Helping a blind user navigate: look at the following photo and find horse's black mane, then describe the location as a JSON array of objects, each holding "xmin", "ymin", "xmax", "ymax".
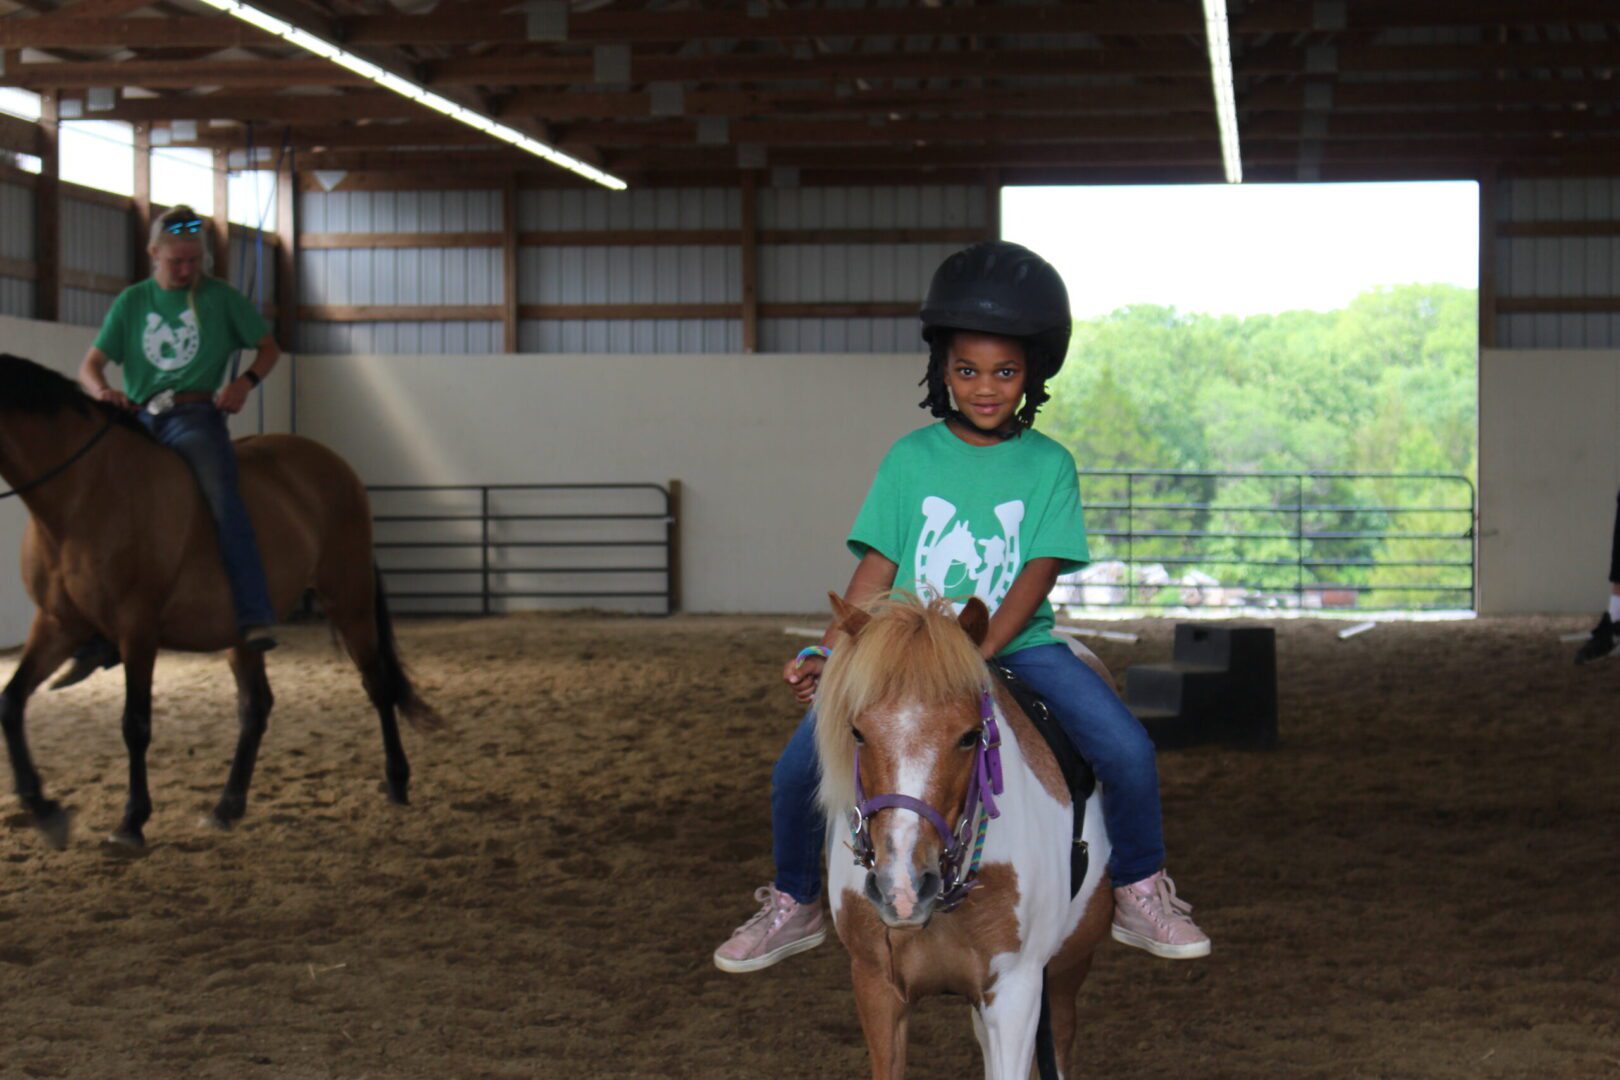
[{"xmin": 0, "ymin": 353, "xmax": 152, "ymax": 438}]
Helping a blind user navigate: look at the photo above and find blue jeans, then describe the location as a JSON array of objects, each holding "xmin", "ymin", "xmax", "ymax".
[
  {"xmin": 139, "ymin": 403, "xmax": 276, "ymax": 629},
  {"xmin": 770, "ymin": 641, "xmax": 1165, "ymax": 902}
]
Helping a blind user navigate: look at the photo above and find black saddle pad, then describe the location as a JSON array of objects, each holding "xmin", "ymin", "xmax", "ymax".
[{"xmin": 990, "ymin": 663, "xmax": 1097, "ymax": 803}]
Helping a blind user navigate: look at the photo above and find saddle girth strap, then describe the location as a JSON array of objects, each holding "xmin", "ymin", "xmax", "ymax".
[{"xmin": 990, "ymin": 663, "xmax": 1092, "ymax": 899}]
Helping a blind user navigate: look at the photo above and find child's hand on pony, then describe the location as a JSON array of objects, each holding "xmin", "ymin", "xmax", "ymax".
[{"xmin": 783, "ymin": 654, "xmax": 825, "ymax": 705}]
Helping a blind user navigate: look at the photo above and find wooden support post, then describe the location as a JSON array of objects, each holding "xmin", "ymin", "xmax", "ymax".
[
  {"xmin": 132, "ymin": 123, "xmax": 152, "ymax": 282},
  {"xmin": 35, "ymin": 90, "xmax": 59, "ymax": 322},
  {"xmin": 212, "ymin": 148, "xmax": 230, "ymax": 283},
  {"xmin": 985, "ymin": 167, "xmax": 1001, "ymax": 240},
  {"xmin": 1477, "ymin": 166, "xmax": 1497, "ymax": 350},
  {"xmin": 502, "ymin": 173, "xmax": 519, "ymax": 353},
  {"xmin": 740, "ymin": 171, "xmax": 759, "ymax": 353},
  {"xmin": 274, "ymin": 151, "xmax": 298, "ymax": 349}
]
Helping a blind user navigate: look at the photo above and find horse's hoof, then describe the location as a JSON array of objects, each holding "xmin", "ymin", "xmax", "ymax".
[
  {"xmin": 202, "ymin": 811, "xmax": 234, "ymax": 832},
  {"xmin": 388, "ymin": 789, "xmax": 410, "ymax": 807},
  {"xmin": 34, "ymin": 804, "xmax": 73, "ymax": 850},
  {"xmin": 104, "ymin": 828, "xmax": 145, "ymax": 853}
]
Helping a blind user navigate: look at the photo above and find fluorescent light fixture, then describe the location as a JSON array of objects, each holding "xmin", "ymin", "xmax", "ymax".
[
  {"xmin": 193, "ymin": 0, "xmax": 626, "ymax": 189},
  {"xmin": 1200, "ymin": 0, "xmax": 1242, "ymax": 183}
]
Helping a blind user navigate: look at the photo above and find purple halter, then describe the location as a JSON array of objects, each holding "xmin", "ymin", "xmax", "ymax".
[{"xmin": 847, "ymin": 689, "xmax": 1005, "ymax": 911}]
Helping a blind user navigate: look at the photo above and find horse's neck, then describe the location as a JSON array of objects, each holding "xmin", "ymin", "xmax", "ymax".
[{"xmin": 0, "ymin": 412, "xmax": 169, "ymax": 539}]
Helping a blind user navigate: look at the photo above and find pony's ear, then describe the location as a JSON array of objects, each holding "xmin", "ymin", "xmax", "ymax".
[
  {"xmin": 828, "ymin": 592, "xmax": 872, "ymax": 639},
  {"xmin": 957, "ymin": 597, "xmax": 990, "ymax": 647}
]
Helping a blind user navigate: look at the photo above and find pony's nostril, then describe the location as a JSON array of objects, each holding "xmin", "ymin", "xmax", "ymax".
[
  {"xmin": 864, "ymin": 870, "xmax": 884, "ymax": 907},
  {"xmin": 917, "ymin": 871, "xmax": 942, "ymax": 905}
]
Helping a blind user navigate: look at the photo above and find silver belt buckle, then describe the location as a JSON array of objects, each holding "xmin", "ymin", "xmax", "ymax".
[{"xmin": 145, "ymin": 388, "xmax": 176, "ymax": 416}]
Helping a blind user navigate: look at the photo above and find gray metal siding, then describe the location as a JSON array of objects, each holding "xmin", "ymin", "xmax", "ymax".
[
  {"xmin": 520, "ymin": 186, "xmax": 738, "ymax": 231},
  {"xmin": 61, "ymin": 197, "xmax": 129, "ymax": 279},
  {"xmin": 297, "ymin": 183, "xmax": 981, "ymax": 354},
  {"xmin": 0, "ymin": 182, "xmax": 34, "ymax": 262},
  {"xmin": 0, "ymin": 276, "xmax": 33, "ymax": 317},
  {"xmin": 522, "ymin": 245, "xmax": 739, "ymax": 304},
  {"xmin": 518, "ymin": 318, "xmax": 741, "ymax": 353},
  {"xmin": 300, "ymin": 320, "xmax": 502, "ymax": 355},
  {"xmin": 299, "ymin": 188, "xmax": 503, "ymax": 354},
  {"xmin": 759, "ymin": 185, "xmax": 986, "ymax": 230},
  {"xmin": 224, "ymin": 224, "xmax": 279, "ymax": 308},
  {"xmin": 300, "ymin": 189, "xmax": 502, "ymax": 233},
  {"xmin": 1495, "ymin": 177, "xmax": 1620, "ymax": 349},
  {"xmin": 299, "ymin": 246, "xmax": 502, "ymax": 307},
  {"xmin": 60, "ymin": 287, "xmax": 115, "ymax": 327}
]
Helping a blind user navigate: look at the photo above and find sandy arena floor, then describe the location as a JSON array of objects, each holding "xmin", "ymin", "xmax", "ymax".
[{"xmin": 0, "ymin": 613, "xmax": 1616, "ymax": 1079}]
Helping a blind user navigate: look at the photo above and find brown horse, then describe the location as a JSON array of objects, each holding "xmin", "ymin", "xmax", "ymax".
[
  {"xmin": 0, "ymin": 353, "xmax": 439, "ymax": 850},
  {"xmin": 815, "ymin": 594, "xmax": 1113, "ymax": 1079}
]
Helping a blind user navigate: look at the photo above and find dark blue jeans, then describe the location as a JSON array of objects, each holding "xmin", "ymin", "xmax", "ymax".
[
  {"xmin": 770, "ymin": 641, "xmax": 1165, "ymax": 903},
  {"xmin": 139, "ymin": 403, "xmax": 276, "ymax": 629}
]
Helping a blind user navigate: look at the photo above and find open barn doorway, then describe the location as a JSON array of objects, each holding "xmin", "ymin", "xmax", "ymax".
[{"xmin": 1003, "ymin": 182, "xmax": 1479, "ymax": 616}]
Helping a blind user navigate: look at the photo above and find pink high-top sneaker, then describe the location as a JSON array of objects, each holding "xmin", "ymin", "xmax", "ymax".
[
  {"xmin": 713, "ymin": 885, "xmax": 828, "ymax": 974},
  {"xmin": 1112, "ymin": 870, "xmax": 1212, "ymax": 959}
]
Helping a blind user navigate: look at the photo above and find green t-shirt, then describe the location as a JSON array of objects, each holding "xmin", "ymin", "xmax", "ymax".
[
  {"xmin": 92, "ymin": 277, "xmax": 269, "ymax": 404},
  {"xmin": 848, "ymin": 422, "xmax": 1091, "ymax": 657}
]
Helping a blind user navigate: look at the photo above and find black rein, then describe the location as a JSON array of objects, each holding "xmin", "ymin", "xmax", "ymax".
[{"xmin": 0, "ymin": 418, "xmax": 116, "ymax": 501}]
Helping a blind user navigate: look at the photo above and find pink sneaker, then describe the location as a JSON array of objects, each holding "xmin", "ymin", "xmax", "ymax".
[
  {"xmin": 1112, "ymin": 870, "xmax": 1211, "ymax": 960},
  {"xmin": 713, "ymin": 885, "xmax": 828, "ymax": 974}
]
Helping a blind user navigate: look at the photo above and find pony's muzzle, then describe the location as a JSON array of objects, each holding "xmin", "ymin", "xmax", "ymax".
[{"xmin": 865, "ymin": 866, "xmax": 943, "ymax": 928}]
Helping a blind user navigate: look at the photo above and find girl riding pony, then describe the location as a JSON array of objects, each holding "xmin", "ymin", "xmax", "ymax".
[{"xmin": 714, "ymin": 240, "xmax": 1211, "ymax": 973}]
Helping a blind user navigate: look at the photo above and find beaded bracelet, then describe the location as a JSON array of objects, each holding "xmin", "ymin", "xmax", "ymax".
[{"xmin": 794, "ymin": 645, "xmax": 832, "ymax": 667}]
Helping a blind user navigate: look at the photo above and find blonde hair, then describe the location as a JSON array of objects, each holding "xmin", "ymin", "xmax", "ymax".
[
  {"xmin": 813, "ymin": 595, "xmax": 989, "ymax": 816},
  {"xmin": 148, "ymin": 204, "xmax": 210, "ymax": 327}
]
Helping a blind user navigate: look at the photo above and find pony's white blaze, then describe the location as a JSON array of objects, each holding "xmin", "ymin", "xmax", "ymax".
[{"xmin": 877, "ymin": 716, "xmax": 935, "ymax": 920}]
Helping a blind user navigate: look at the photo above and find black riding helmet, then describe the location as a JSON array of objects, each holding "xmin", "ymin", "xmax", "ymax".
[{"xmin": 917, "ymin": 240, "xmax": 1072, "ymax": 434}]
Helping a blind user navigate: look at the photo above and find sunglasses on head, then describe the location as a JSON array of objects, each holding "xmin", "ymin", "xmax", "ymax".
[{"xmin": 163, "ymin": 217, "xmax": 203, "ymax": 235}]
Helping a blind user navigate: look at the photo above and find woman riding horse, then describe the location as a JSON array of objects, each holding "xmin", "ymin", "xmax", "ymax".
[{"xmin": 76, "ymin": 204, "xmax": 282, "ymax": 656}]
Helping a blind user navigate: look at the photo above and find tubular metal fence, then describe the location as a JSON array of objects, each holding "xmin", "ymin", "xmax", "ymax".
[
  {"xmin": 367, "ymin": 482, "xmax": 679, "ymax": 615},
  {"xmin": 1062, "ymin": 470, "xmax": 1476, "ymax": 612}
]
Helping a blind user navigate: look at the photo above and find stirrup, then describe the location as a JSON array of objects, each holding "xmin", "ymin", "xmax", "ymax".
[{"xmin": 49, "ymin": 638, "xmax": 122, "ymax": 691}]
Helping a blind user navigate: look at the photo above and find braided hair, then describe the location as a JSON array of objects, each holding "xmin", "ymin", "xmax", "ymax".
[{"xmin": 917, "ymin": 328, "xmax": 1058, "ymax": 436}]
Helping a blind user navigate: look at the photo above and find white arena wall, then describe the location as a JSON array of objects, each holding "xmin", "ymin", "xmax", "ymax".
[
  {"xmin": 288, "ymin": 352, "xmax": 923, "ymax": 615},
  {"xmin": 0, "ymin": 315, "xmax": 98, "ymax": 649},
  {"xmin": 7, "ymin": 325, "xmax": 1618, "ymax": 646},
  {"xmin": 1478, "ymin": 348, "xmax": 1620, "ymax": 615}
]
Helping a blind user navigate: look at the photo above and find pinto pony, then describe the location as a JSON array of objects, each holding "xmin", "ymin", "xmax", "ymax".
[
  {"xmin": 0, "ymin": 354, "xmax": 439, "ymax": 850},
  {"xmin": 816, "ymin": 594, "xmax": 1112, "ymax": 1080}
]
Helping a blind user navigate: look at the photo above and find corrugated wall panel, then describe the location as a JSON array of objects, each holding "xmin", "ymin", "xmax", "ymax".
[
  {"xmin": 522, "ymin": 245, "xmax": 740, "ymax": 304},
  {"xmin": 0, "ymin": 277, "xmax": 34, "ymax": 317},
  {"xmin": 62, "ymin": 198, "xmax": 129, "ymax": 279},
  {"xmin": 760, "ymin": 184, "xmax": 985, "ymax": 229},
  {"xmin": 0, "ymin": 183, "xmax": 35, "ymax": 262},
  {"xmin": 296, "ymin": 183, "xmax": 976, "ymax": 354},
  {"xmin": 759, "ymin": 243, "xmax": 959, "ymax": 303},
  {"xmin": 521, "ymin": 187, "xmax": 739, "ymax": 230},
  {"xmin": 224, "ymin": 225, "xmax": 279, "ymax": 310},
  {"xmin": 1496, "ymin": 176, "xmax": 1620, "ymax": 349},
  {"xmin": 299, "ymin": 189, "xmax": 502, "ymax": 233},
  {"xmin": 760, "ymin": 317, "xmax": 914, "ymax": 353},
  {"xmin": 300, "ymin": 247, "xmax": 501, "ymax": 306},
  {"xmin": 518, "ymin": 318, "xmax": 741, "ymax": 353},
  {"xmin": 300, "ymin": 320, "xmax": 502, "ymax": 355},
  {"xmin": 60, "ymin": 287, "xmax": 115, "ymax": 328}
]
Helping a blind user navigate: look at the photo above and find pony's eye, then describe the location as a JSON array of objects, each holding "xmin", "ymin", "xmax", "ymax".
[
  {"xmin": 958, "ymin": 729, "xmax": 980, "ymax": 749},
  {"xmin": 852, "ymin": 727, "xmax": 865, "ymax": 746}
]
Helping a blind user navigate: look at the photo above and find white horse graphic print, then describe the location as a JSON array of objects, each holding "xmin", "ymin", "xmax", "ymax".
[
  {"xmin": 142, "ymin": 309, "xmax": 201, "ymax": 372},
  {"xmin": 914, "ymin": 495, "xmax": 1024, "ymax": 612}
]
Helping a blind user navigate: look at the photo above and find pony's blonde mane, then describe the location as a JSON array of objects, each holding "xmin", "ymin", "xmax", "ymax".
[{"xmin": 814, "ymin": 595, "xmax": 989, "ymax": 817}]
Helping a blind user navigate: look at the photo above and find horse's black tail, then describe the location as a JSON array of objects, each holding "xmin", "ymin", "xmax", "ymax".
[
  {"xmin": 1035, "ymin": 970, "xmax": 1060, "ymax": 1080},
  {"xmin": 372, "ymin": 564, "xmax": 444, "ymax": 732}
]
